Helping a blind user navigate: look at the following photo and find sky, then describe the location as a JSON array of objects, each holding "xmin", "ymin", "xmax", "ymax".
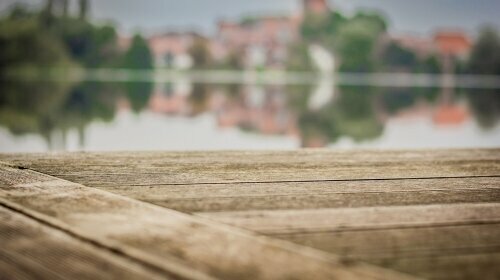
[{"xmin": 1, "ymin": 0, "xmax": 500, "ymax": 37}]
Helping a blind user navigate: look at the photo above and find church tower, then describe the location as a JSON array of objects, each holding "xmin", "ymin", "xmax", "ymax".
[{"xmin": 303, "ymin": 0, "xmax": 330, "ymax": 14}]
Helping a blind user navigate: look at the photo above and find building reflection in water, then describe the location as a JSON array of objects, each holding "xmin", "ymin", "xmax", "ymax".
[{"xmin": 0, "ymin": 77, "xmax": 499, "ymax": 151}]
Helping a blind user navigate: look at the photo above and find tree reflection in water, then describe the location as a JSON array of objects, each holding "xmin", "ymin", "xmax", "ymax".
[{"xmin": 0, "ymin": 79, "xmax": 499, "ymax": 149}]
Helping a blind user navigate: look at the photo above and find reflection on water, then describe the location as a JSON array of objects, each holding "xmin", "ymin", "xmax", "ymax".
[{"xmin": 1, "ymin": 77, "xmax": 500, "ymax": 152}]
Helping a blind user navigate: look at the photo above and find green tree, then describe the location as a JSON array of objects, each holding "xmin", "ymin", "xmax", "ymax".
[
  {"xmin": 299, "ymin": 10, "xmax": 387, "ymax": 73},
  {"xmin": 1, "ymin": 1, "xmax": 123, "ymax": 70},
  {"xmin": 122, "ymin": 34, "xmax": 153, "ymax": 69},
  {"xmin": 419, "ymin": 55, "xmax": 441, "ymax": 74},
  {"xmin": 468, "ymin": 26, "xmax": 500, "ymax": 75},
  {"xmin": 0, "ymin": 15, "xmax": 71, "ymax": 71},
  {"xmin": 329, "ymin": 12, "xmax": 387, "ymax": 72},
  {"xmin": 123, "ymin": 82, "xmax": 153, "ymax": 113},
  {"xmin": 335, "ymin": 17, "xmax": 384, "ymax": 72},
  {"xmin": 51, "ymin": 17, "xmax": 120, "ymax": 67},
  {"xmin": 301, "ymin": 11, "xmax": 346, "ymax": 44},
  {"xmin": 79, "ymin": 0, "xmax": 89, "ymax": 20},
  {"xmin": 379, "ymin": 41, "xmax": 418, "ymax": 71},
  {"xmin": 465, "ymin": 89, "xmax": 500, "ymax": 129}
]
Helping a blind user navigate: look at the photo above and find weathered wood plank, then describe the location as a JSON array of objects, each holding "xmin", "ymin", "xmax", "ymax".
[
  {"xmin": 276, "ymin": 224, "xmax": 500, "ymax": 279},
  {"xmin": 1, "ymin": 149, "xmax": 498, "ymax": 279},
  {"xmin": 0, "ymin": 206, "xmax": 167, "ymax": 280},
  {"xmin": 0, "ymin": 163, "xmax": 414, "ymax": 280},
  {"xmin": 199, "ymin": 204, "xmax": 500, "ymax": 279},
  {"xmin": 279, "ymin": 224, "xmax": 500, "ymax": 259},
  {"xmin": 95, "ymin": 177, "xmax": 500, "ymax": 212},
  {"xmin": 375, "ymin": 252, "xmax": 500, "ymax": 280},
  {"xmin": 197, "ymin": 203, "xmax": 500, "ymax": 234},
  {"xmin": 1, "ymin": 149, "xmax": 499, "ymax": 185}
]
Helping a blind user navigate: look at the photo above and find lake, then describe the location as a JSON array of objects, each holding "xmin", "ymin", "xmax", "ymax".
[{"xmin": 1, "ymin": 72, "xmax": 500, "ymax": 152}]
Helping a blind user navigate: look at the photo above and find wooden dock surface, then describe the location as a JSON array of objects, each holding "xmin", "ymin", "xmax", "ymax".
[{"xmin": 0, "ymin": 149, "xmax": 499, "ymax": 279}]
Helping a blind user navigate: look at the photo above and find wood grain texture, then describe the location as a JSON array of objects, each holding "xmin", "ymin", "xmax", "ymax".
[
  {"xmin": 0, "ymin": 163, "xmax": 413, "ymax": 280},
  {"xmin": 97, "ymin": 177, "xmax": 500, "ymax": 212},
  {"xmin": 197, "ymin": 203, "xmax": 500, "ymax": 234},
  {"xmin": 273, "ymin": 224, "xmax": 500, "ymax": 280},
  {"xmin": 0, "ymin": 206, "xmax": 168, "ymax": 280},
  {"xmin": 199, "ymin": 203, "xmax": 500, "ymax": 279},
  {"xmin": 1, "ymin": 149, "xmax": 499, "ymax": 279},
  {"xmin": 1, "ymin": 149, "xmax": 499, "ymax": 185}
]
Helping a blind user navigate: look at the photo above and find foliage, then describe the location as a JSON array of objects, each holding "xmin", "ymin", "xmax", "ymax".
[
  {"xmin": 300, "ymin": 10, "xmax": 387, "ymax": 72},
  {"xmin": 79, "ymin": 0, "xmax": 89, "ymax": 19},
  {"xmin": 0, "ymin": 2, "xmax": 153, "ymax": 71},
  {"xmin": 418, "ymin": 55, "xmax": 441, "ymax": 74},
  {"xmin": 48, "ymin": 18, "xmax": 121, "ymax": 67},
  {"xmin": 300, "ymin": 11, "xmax": 346, "ymax": 44},
  {"xmin": 467, "ymin": 26, "xmax": 500, "ymax": 75},
  {"xmin": 378, "ymin": 42, "xmax": 418, "ymax": 71},
  {"xmin": 0, "ymin": 79, "xmax": 154, "ymax": 143},
  {"xmin": 465, "ymin": 89, "xmax": 500, "ymax": 129},
  {"xmin": 123, "ymin": 82, "xmax": 154, "ymax": 112},
  {"xmin": 122, "ymin": 34, "xmax": 153, "ymax": 69},
  {"xmin": 335, "ymin": 13, "xmax": 386, "ymax": 72},
  {"xmin": 298, "ymin": 86, "xmax": 383, "ymax": 146},
  {"xmin": 378, "ymin": 41, "xmax": 442, "ymax": 73},
  {"xmin": 0, "ymin": 14, "xmax": 72, "ymax": 70}
]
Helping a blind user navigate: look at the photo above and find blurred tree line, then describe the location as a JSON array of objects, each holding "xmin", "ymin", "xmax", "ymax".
[
  {"xmin": 298, "ymin": 9, "xmax": 440, "ymax": 73},
  {"xmin": 297, "ymin": 8, "xmax": 500, "ymax": 75},
  {"xmin": 0, "ymin": 79, "xmax": 153, "ymax": 147},
  {"xmin": 0, "ymin": 0, "xmax": 153, "ymax": 74},
  {"xmin": 0, "ymin": 0, "xmax": 154, "ymax": 146}
]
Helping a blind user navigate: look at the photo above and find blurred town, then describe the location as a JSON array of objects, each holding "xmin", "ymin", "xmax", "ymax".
[
  {"xmin": 3, "ymin": 0, "xmax": 496, "ymax": 73},
  {"xmin": 144, "ymin": 0, "xmax": 472, "ymax": 74},
  {"xmin": 1, "ymin": 0, "xmax": 500, "ymax": 150}
]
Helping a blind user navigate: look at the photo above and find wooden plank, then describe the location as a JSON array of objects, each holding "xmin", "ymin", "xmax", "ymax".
[
  {"xmin": 375, "ymin": 252, "xmax": 500, "ymax": 280},
  {"xmin": 197, "ymin": 203, "xmax": 500, "ymax": 234},
  {"xmin": 199, "ymin": 204, "xmax": 500, "ymax": 279},
  {"xmin": 95, "ymin": 177, "xmax": 500, "ymax": 212},
  {"xmin": 0, "ymin": 206, "xmax": 167, "ymax": 280},
  {"xmin": 0, "ymin": 163, "xmax": 414, "ymax": 280},
  {"xmin": 279, "ymin": 224, "xmax": 500, "ymax": 260},
  {"xmin": 1, "ymin": 149, "xmax": 499, "ymax": 185}
]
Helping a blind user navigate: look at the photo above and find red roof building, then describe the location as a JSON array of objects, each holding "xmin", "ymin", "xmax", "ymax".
[
  {"xmin": 433, "ymin": 104, "xmax": 470, "ymax": 126},
  {"xmin": 433, "ymin": 31, "xmax": 472, "ymax": 58}
]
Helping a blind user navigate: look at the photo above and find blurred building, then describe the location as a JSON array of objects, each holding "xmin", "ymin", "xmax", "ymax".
[
  {"xmin": 148, "ymin": 82, "xmax": 192, "ymax": 115},
  {"xmin": 433, "ymin": 31, "xmax": 472, "ymax": 73},
  {"xmin": 392, "ymin": 35, "xmax": 436, "ymax": 58},
  {"xmin": 303, "ymin": 0, "xmax": 330, "ymax": 14},
  {"xmin": 392, "ymin": 31, "xmax": 471, "ymax": 58},
  {"xmin": 433, "ymin": 31, "xmax": 472, "ymax": 59},
  {"xmin": 148, "ymin": 32, "xmax": 205, "ymax": 69},
  {"xmin": 213, "ymin": 0, "xmax": 330, "ymax": 68},
  {"xmin": 215, "ymin": 15, "xmax": 302, "ymax": 68},
  {"xmin": 390, "ymin": 30, "xmax": 472, "ymax": 74},
  {"xmin": 433, "ymin": 104, "xmax": 469, "ymax": 126},
  {"xmin": 147, "ymin": 0, "xmax": 331, "ymax": 70}
]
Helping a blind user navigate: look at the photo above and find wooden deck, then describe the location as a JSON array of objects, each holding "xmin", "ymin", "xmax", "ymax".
[{"xmin": 0, "ymin": 149, "xmax": 499, "ymax": 279}]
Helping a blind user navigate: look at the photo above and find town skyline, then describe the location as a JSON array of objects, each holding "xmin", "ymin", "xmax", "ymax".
[{"xmin": 1, "ymin": 0, "xmax": 500, "ymax": 37}]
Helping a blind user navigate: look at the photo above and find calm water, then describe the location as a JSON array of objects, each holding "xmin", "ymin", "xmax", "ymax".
[{"xmin": 1, "ymin": 78, "xmax": 500, "ymax": 152}]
